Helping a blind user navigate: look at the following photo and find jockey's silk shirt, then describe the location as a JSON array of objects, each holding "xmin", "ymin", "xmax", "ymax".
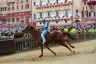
[{"xmin": 42, "ymin": 22, "xmax": 49, "ymax": 31}]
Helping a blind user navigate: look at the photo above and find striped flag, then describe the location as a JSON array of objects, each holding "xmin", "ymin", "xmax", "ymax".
[{"xmin": 72, "ymin": 21, "xmax": 77, "ymax": 27}]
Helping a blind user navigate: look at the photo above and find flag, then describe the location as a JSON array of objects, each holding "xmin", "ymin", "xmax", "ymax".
[{"xmin": 72, "ymin": 21, "xmax": 77, "ymax": 27}]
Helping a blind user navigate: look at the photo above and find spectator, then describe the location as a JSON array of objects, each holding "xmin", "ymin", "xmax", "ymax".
[
  {"xmin": 70, "ymin": 27, "xmax": 77, "ymax": 34},
  {"xmin": 63, "ymin": 27, "xmax": 69, "ymax": 33}
]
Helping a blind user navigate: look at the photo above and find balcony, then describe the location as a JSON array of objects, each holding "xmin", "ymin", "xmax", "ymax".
[
  {"xmin": 0, "ymin": 13, "xmax": 31, "ymax": 19},
  {"xmin": 87, "ymin": 0, "xmax": 96, "ymax": 5},
  {"xmin": 34, "ymin": 1, "xmax": 72, "ymax": 12},
  {"xmin": 81, "ymin": 17, "xmax": 96, "ymax": 21},
  {"xmin": 33, "ymin": 15, "xmax": 80, "ymax": 22}
]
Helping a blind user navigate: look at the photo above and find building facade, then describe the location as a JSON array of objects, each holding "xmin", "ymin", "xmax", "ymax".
[
  {"xmin": 81, "ymin": 0, "xmax": 96, "ymax": 21},
  {"xmin": 0, "ymin": 0, "xmax": 32, "ymax": 27},
  {"xmin": 0, "ymin": 0, "xmax": 95, "ymax": 28},
  {"xmin": 32, "ymin": 0, "xmax": 82, "ymax": 28}
]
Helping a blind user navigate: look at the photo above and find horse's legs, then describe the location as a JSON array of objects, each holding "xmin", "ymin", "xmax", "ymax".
[
  {"xmin": 65, "ymin": 39, "xmax": 75, "ymax": 48},
  {"xmin": 59, "ymin": 41, "xmax": 75, "ymax": 53},
  {"xmin": 45, "ymin": 44, "xmax": 56, "ymax": 56},
  {"xmin": 39, "ymin": 45, "xmax": 43, "ymax": 58}
]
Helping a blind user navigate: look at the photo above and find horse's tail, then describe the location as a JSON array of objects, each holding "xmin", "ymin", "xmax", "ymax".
[{"xmin": 63, "ymin": 32, "xmax": 76, "ymax": 40}]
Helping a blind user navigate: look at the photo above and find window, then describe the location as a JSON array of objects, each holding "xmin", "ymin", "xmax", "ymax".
[
  {"xmin": 21, "ymin": 1, "xmax": 23, "ymax": 3},
  {"xmin": 76, "ymin": 10, "xmax": 78, "ymax": 13},
  {"xmin": 1, "ymin": 7, "xmax": 3, "ymax": 11},
  {"xmin": 0, "ymin": 8, "xmax": 2, "ymax": 11},
  {"xmin": 33, "ymin": 14, "xmax": 36, "ymax": 19},
  {"xmin": 26, "ymin": 0, "xmax": 28, "ymax": 2},
  {"xmin": 7, "ymin": 3, "xmax": 10, "ymax": 6},
  {"xmin": 94, "ymin": 12, "xmax": 95, "ymax": 16},
  {"xmin": 48, "ymin": 11, "xmax": 50, "ymax": 17},
  {"xmin": 4, "ymin": 7, "xmax": 6, "ymax": 11},
  {"xmin": 56, "ymin": 0, "xmax": 59, "ymax": 4},
  {"xmin": 12, "ymin": 18, "xmax": 15, "ymax": 22},
  {"xmin": 81, "ymin": 11, "xmax": 84, "ymax": 17},
  {"xmin": 83, "ymin": 7, "xmax": 84, "ymax": 10},
  {"xmin": 65, "ymin": 19, "xmax": 68, "ymax": 23},
  {"xmin": 3, "ymin": 7, "xmax": 4, "ymax": 11},
  {"xmin": 84, "ymin": 2, "xmax": 86, "ymax": 5},
  {"xmin": 89, "ymin": 12, "xmax": 91, "ymax": 17},
  {"xmin": 48, "ymin": 0, "xmax": 50, "ymax": 3},
  {"xmin": 16, "ymin": 18, "xmax": 19, "ymax": 22},
  {"xmin": 12, "ymin": 7, "xmax": 15, "ymax": 10},
  {"xmin": 21, "ymin": 16, "xmax": 24, "ymax": 19},
  {"xmin": 17, "ymin": 6, "xmax": 19, "ymax": 10},
  {"xmin": 2, "ymin": 7, "xmax": 7, "ymax": 11},
  {"xmin": 65, "ymin": 0, "xmax": 67, "ymax": 3},
  {"xmin": 40, "ymin": 1, "xmax": 42, "ymax": 6},
  {"xmin": 86, "ymin": 11, "xmax": 88, "ymax": 17},
  {"xmin": 25, "ymin": 4, "xmax": 29, "ymax": 9},
  {"xmin": 8, "ymin": 7, "xmax": 10, "ymax": 11},
  {"xmin": 56, "ymin": 11, "xmax": 59, "ymax": 16},
  {"xmin": 21, "ymin": 5, "xmax": 23, "ymax": 9},
  {"xmin": 40, "ymin": 12, "xmax": 42, "ymax": 18},
  {"xmin": 86, "ymin": 7, "xmax": 87, "ymax": 10},
  {"xmin": 26, "ymin": 16, "xmax": 29, "ymax": 23},
  {"xmin": 75, "ymin": 10, "xmax": 79, "ymax": 16},
  {"xmin": 7, "ymin": 19, "xmax": 10, "ymax": 22},
  {"xmin": 33, "ymin": 2, "xmax": 36, "ymax": 6},
  {"xmin": 65, "ymin": 10, "xmax": 68, "ymax": 17}
]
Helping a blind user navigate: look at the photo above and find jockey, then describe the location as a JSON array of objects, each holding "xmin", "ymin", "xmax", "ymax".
[{"xmin": 41, "ymin": 19, "xmax": 49, "ymax": 46}]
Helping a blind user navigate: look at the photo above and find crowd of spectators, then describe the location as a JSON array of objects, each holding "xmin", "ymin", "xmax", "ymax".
[
  {"xmin": 62, "ymin": 23, "xmax": 96, "ymax": 34},
  {"xmin": 50, "ymin": 23, "xmax": 96, "ymax": 34},
  {"xmin": 0, "ymin": 22, "xmax": 96, "ymax": 38}
]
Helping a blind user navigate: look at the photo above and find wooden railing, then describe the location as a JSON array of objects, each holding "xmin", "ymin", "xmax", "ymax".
[{"xmin": 0, "ymin": 32, "xmax": 96, "ymax": 55}]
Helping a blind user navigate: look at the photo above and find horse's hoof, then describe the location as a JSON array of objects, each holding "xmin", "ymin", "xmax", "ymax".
[
  {"xmin": 39, "ymin": 55, "xmax": 43, "ymax": 58},
  {"xmin": 71, "ymin": 46, "xmax": 75, "ymax": 48}
]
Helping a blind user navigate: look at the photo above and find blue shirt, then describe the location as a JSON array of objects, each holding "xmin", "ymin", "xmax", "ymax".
[{"xmin": 43, "ymin": 22, "xmax": 49, "ymax": 31}]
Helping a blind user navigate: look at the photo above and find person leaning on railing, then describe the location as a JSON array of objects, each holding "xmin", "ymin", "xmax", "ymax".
[
  {"xmin": 63, "ymin": 27, "xmax": 69, "ymax": 33},
  {"xmin": 70, "ymin": 27, "xmax": 77, "ymax": 34},
  {"xmin": 95, "ymin": 28, "xmax": 96, "ymax": 32},
  {"xmin": 88, "ymin": 28, "xmax": 95, "ymax": 33}
]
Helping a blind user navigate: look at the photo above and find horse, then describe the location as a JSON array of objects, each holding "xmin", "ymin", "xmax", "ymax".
[{"xmin": 24, "ymin": 25, "xmax": 76, "ymax": 57}]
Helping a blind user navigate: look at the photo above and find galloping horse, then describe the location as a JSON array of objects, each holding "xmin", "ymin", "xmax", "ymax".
[{"xmin": 23, "ymin": 25, "xmax": 76, "ymax": 57}]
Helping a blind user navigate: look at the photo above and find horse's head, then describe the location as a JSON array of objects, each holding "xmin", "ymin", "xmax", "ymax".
[
  {"xmin": 29, "ymin": 25, "xmax": 35, "ymax": 31},
  {"xmin": 28, "ymin": 23, "xmax": 40, "ymax": 33},
  {"xmin": 22, "ymin": 22, "xmax": 36, "ymax": 32}
]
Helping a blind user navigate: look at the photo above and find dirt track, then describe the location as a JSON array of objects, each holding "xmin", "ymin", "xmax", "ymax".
[{"xmin": 0, "ymin": 40, "xmax": 96, "ymax": 64}]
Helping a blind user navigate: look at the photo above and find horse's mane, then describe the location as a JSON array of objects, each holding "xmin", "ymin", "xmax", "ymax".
[
  {"xmin": 33, "ymin": 29, "xmax": 41, "ymax": 36},
  {"xmin": 26, "ymin": 26, "xmax": 41, "ymax": 40},
  {"xmin": 22, "ymin": 25, "xmax": 30, "ymax": 33}
]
